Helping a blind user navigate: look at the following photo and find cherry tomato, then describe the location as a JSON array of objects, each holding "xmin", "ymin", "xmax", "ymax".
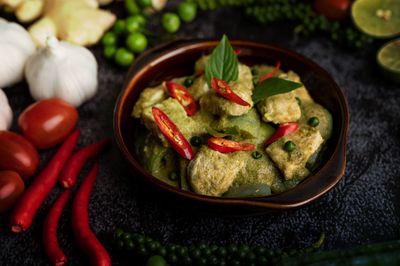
[
  {"xmin": 18, "ymin": 99, "xmax": 78, "ymax": 150},
  {"xmin": 0, "ymin": 131, "xmax": 39, "ymax": 179},
  {"xmin": 314, "ymin": 0, "xmax": 351, "ymax": 21},
  {"xmin": 0, "ymin": 171, "xmax": 24, "ymax": 213}
]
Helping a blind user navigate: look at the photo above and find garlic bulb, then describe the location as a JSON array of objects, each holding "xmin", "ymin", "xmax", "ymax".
[
  {"xmin": 0, "ymin": 18, "xmax": 36, "ymax": 88},
  {"xmin": 25, "ymin": 37, "xmax": 98, "ymax": 107},
  {"xmin": 0, "ymin": 89, "xmax": 13, "ymax": 130}
]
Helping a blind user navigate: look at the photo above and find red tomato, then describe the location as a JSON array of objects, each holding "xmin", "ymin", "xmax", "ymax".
[
  {"xmin": 0, "ymin": 171, "xmax": 24, "ymax": 213},
  {"xmin": 0, "ymin": 131, "xmax": 39, "ymax": 179},
  {"xmin": 18, "ymin": 99, "xmax": 78, "ymax": 149},
  {"xmin": 314, "ymin": 0, "xmax": 350, "ymax": 21}
]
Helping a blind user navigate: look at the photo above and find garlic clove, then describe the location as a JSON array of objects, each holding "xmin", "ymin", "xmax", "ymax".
[{"xmin": 0, "ymin": 89, "xmax": 13, "ymax": 130}]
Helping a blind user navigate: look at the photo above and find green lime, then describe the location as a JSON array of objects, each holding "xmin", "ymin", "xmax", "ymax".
[
  {"xmin": 112, "ymin": 19, "xmax": 126, "ymax": 35},
  {"xmin": 101, "ymin": 32, "xmax": 117, "ymax": 46},
  {"xmin": 125, "ymin": 0, "xmax": 141, "ymax": 15},
  {"xmin": 178, "ymin": 2, "xmax": 197, "ymax": 22},
  {"xmin": 126, "ymin": 32, "xmax": 148, "ymax": 53},
  {"xmin": 352, "ymin": 0, "xmax": 400, "ymax": 38},
  {"xmin": 162, "ymin": 12, "xmax": 181, "ymax": 33},
  {"xmin": 377, "ymin": 39, "xmax": 400, "ymax": 83},
  {"xmin": 114, "ymin": 48, "xmax": 134, "ymax": 67},
  {"xmin": 125, "ymin": 15, "xmax": 146, "ymax": 33},
  {"xmin": 103, "ymin": 45, "xmax": 117, "ymax": 59}
]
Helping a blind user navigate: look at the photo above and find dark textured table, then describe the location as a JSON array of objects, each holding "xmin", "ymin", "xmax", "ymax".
[{"xmin": 1, "ymin": 4, "xmax": 400, "ymax": 266}]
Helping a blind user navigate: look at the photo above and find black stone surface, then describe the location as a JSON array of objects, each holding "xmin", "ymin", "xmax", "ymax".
[{"xmin": 1, "ymin": 3, "xmax": 400, "ymax": 266}]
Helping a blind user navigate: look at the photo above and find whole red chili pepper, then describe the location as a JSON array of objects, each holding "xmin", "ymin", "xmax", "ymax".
[
  {"xmin": 59, "ymin": 138, "xmax": 111, "ymax": 189},
  {"xmin": 43, "ymin": 191, "xmax": 70, "ymax": 266},
  {"xmin": 72, "ymin": 163, "xmax": 111, "ymax": 266},
  {"xmin": 10, "ymin": 129, "xmax": 80, "ymax": 233},
  {"xmin": 258, "ymin": 61, "xmax": 281, "ymax": 83},
  {"xmin": 211, "ymin": 77, "xmax": 250, "ymax": 107},
  {"xmin": 152, "ymin": 107, "xmax": 194, "ymax": 160},
  {"xmin": 164, "ymin": 81, "xmax": 197, "ymax": 116},
  {"xmin": 265, "ymin": 122, "xmax": 299, "ymax": 145},
  {"xmin": 208, "ymin": 137, "xmax": 256, "ymax": 153}
]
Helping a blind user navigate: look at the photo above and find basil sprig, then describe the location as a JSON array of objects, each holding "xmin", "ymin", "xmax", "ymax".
[
  {"xmin": 205, "ymin": 35, "xmax": 239, "ymax": 86},
  {"xmin": 252, "ymin": 77, "xmax": 303, "ymax": 103}
]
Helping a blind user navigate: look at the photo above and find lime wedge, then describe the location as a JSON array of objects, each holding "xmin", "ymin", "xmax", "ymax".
[
  {"xmin": 352, "ymin": 0, "xmax": 400, "ymax": 38},
  {"xmin": 377, "ymin": 39, "xmax": 400, "ymax": 82}
]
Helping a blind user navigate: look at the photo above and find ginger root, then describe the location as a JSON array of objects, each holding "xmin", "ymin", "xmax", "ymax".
[
  {"xmin": 0, "ymin": 0, "xmax": 43, "ymax": 23},
  {"xmin": 28, "ymin": 0, "xmax": 116, "ymax": 47}
]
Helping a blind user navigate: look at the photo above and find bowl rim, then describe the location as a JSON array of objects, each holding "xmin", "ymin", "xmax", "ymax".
[{"xmin": 113, "ymin": 38, "xmax": 349, "ymax": 210}]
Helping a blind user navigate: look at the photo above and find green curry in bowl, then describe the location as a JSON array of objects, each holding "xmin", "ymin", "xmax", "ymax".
[{"xmin": 131, "ymin": 36, "xmax": 332, "ymax": 198}]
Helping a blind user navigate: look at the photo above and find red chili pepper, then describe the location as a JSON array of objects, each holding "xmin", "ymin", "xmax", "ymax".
[
  {"xmin": 207, "ymin": 137, "xmax": 256, "ymax": 153},
  {"xmin": 265, "ymin": 122, "xmax": 299, "ymax": 145},
  {"xmin": 59, "ymin": 138, "xmax": 111, "ymax": 189},
  {"xmin": 10, "ymin": 129, "xmax": 80, "ymax": 233},
  {"xmin": 72, "ymin": 163, "xmax": 111, "ymax": 266},
  {"xmin": 211, "ymin": 78, "xmax": 250, "ymax": 107},
  {"xmin": 258, "ymin": 60, "xmax": 281, "ymax": 83},
  {"xmin": 234, "ymin": 49, "xmax": 241, "ymax": 55},
  {"xmin": 164, "ymin": 81, "xmax": 197, "ymax": 116},
  {"xmin": 152, "ymin": 107, "xmax": 194, "ymax": 160},
  {"xmin": 43, "ymin": 190, "xmax": 70, "ymax": 266}
]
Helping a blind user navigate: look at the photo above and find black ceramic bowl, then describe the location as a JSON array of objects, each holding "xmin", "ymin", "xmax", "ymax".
[{"xmin": 114, "ymin": 39, "xmax": 349, "ymax": 212}]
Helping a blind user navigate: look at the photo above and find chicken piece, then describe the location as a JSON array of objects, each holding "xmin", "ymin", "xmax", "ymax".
[
  {"xmin": 188, "ymin": 146, "xmax": 247, "ymax": 196},
  {"xmin": 132, "ymin": 85, "xmax": 167, "ymax": 118},
  {"xmin": 266, "ymin": 125, "xmax": 323, "ymax": 180},
  {"xmin": 257, "ymin": 91, "xmax": 301, "ymax": 124}
]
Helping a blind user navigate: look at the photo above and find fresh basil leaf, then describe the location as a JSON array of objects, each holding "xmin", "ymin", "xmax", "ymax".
[
  {"xmin": 252, "ymin": 77, "xmax": 303, "ymax": 103},
  {"xmin": 205, "ymin": 35, "xmax": 239, "ymax": 86}
]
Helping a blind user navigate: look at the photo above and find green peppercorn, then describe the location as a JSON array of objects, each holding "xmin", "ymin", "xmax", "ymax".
[
  {"xmin": 168, "ymin": 171, "xmax": 179, "ymax": 181},
  {"xmin": 167, "ymin": 254, "xmax": 179, "ymax": 264},
  {"xmin": 114, "ymin": 228, "xmax": 124, "ymax": 240},
  {"xmin": 308, "ymin": 117, "xmax": 320, "ymax": 127},
  {"xmin": 134, "ymin": 234, "xmax": 145, "ymax": 244},
  {"xmin": 283, "ymin": 141, "xmax": 296, "ymax": 152},
  {"xmin": 190, "ymin": 248, "xmax": 201, "ymax": 258},
  {"xmin": 138, "ymin": 245, "xmax": 148, "ymax": 256},
  {"xmin": 184, "ymin": 77, "xmax": 194, "ymax": 87},
  {"xmin": 217, "ymin": 246, "xmax": 227, "ymax": 257},
  {"xmin": 251, "ymin": 151, "xmax": 262, "ymax": 159},
  {"xmin": 227, "ymin": 244, "xmax": 238, "ymax": 254},
  {"xmin": 190, "ymin": 136, "xmax": 202, "ymax": 147},
  {"xmin": 122, "ymin": 232, "xmax": 132, "ymax": 240},
  {"xmin": 157, "ymin": 246, "xmax": 167, "ymax": 257},
  {"xmin": 146, "ymin": 255, "xmax": 167, "ymax": 266},
  {"xmin": 182, "ymin": 256, "xmax": 192, "ymax": 265},
  {"xmin": 125, "ymin": 239, "xmax": 135, "ymax": 250}
]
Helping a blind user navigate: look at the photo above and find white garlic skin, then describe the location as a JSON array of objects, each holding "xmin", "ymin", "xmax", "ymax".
[
  {"xmin": 25, "ymin": 37, "xmax": 98, "ymax": 107},
  {"xmin": 0, "ymin": 89, "xmax": 13, "ymax": 130},
  {"xmin": 0, "ymin": 18, "xmax": 36, "ymax": 88}
]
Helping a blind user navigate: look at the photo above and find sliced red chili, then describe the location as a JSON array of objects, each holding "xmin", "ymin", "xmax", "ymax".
[
  {"xmin": 210, "ymin": 78, "xmax": 250, "ymax": 107},
  {"xmin": 234, "ymin": 49, "xmax": 241, "ymax": 55},
  {"xmin": 265, "ymin": 122, "xmax": 299, "ymax": 145},
  {"xmin": 207, "ymin": 137, "xmax": 255, "ymax": 153},
  {"xmin": 258, "ymin": 60, "xmax": 281, "ymax": 83},
  {"xmin": 164, "ymin": 81, "xmax": 197, "ymax": 116},
  {"xmin": 152, "ymin": 107, "xmax": 194, "ymax": 160}
]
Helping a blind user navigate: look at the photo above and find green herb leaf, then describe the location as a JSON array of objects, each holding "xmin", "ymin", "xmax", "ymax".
[
  {"xmin": 252, "ymin": 77, "xmax": 303, "ymax": 103},
  {"xmin": 205, "ymin": 35, "xmax": 238, "ymax": 86}
]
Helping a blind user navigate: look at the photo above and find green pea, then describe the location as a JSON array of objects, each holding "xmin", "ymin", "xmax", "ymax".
[
  {"xmin": 126, "ymin": 32, "xmax": 148, "ymax": 53},
  {"xmin": 251, "ymin": 151, "xmax": 262, "ymax": 159},
  {"xmin": 146, "ymin": 255, "xmax": 167, "ymax": 266},
  {"xmin": 113, "ymin": 19, "xmax": 126, "ymax": 35},
  {"xmin": 178, "ymin": 2, "xmax": 197, "ymax": 22},
  {"xmin": 168, "ymin": 171, "xmax": 179, "ymax": 181},
  {"xmin": 137, "ymin": 0, "xmax": 152, "ymax": 7},
  {"xmin": 101, "ymin": 32, "xmax": 117, "ymax": 46},
  {"xmin": 190, "ymin": 136, "xmax": 202, "ymax": 147},
  {"xmin": 162, "ymin": 12, "xmax": 181, "ymax": 33},
  {"xmin": 184, "ymin": 77, "xmax": 194, "ymax": 87},
  {"xmin": 125, "ymin": 0, "xmax": 140, "ymax": 15},
  {"xmin": 114, "ymin": 48, "xmax": 134, "ymax": 67},
  {"xmin": 283, "ymin": 141, "xmax": 296, "ymax": 152},
  {"xmin": 125, "ymin": 15, "xmax": 146, "ymax": 33},
  {"xmin": 308, "ymin": 117, "xmax": 320, "ymax": 127},
  {"xmin": 103, "ymin": 45, "xmax": 117, "ymax": 59}
]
